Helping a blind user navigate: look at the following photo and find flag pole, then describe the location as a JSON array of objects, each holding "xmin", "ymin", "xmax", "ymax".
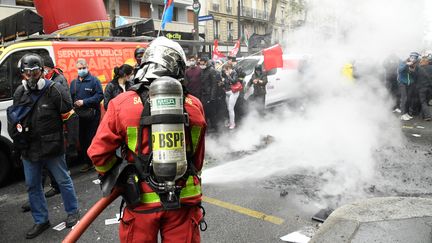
[{"xmin": 158, "ymin": 2, "xmax": 168, "ymax": 37}]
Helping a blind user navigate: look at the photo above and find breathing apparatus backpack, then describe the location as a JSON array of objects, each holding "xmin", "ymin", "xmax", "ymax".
[{"xmin": 119, "ymin": 76, "xmax": 197, "ymax": 210}]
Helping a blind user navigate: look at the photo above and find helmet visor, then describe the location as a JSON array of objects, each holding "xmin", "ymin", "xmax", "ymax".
[{"xmin": 142, "ymin": 45, "xmax": 184, "ymax": 76}]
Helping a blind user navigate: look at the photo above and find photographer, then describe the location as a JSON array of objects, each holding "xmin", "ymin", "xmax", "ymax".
[{"xmin": 397, "ymin": 52, "xmax": 419, "ymax": 120}]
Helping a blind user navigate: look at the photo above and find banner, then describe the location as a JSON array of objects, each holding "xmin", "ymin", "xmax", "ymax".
[
  {"xmin": 212, "ymin": 39, "xmax": 226, "ymax": 60},
  {"xmin": 228, "ymin": 39, "xmax": 240, "ymax": 57},
  {"xmin": 262, "ymin": 44, "xmax": 283, "ymax": 71}
]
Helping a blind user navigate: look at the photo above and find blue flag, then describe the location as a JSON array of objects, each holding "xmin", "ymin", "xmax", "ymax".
[{"xmin": 161, "ymin": 0, "xmax": 174, "ymax": 30}]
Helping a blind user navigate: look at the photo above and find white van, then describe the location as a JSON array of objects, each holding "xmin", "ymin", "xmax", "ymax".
[{"xmin": 237, "ymin": 54, "xmax": 308, "ymax": 108}]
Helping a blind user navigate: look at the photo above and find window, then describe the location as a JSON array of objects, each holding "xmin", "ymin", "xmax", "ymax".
[
  {"xmin": 281, "ymin": 8, "xmax": 285, "ymax": 22},
  {"xmin": 158, "ymin": 6, "xmax": 178, "ymax": 21},
  {"xmin": 119, "ymin": 0, "xmax": 130, "ymax": 16},
  {"xmin": 214, "ymin": 20, "xmax": 220, "ymax": 39},
  {"xmin": 140, "ymin": 3, "xmax": 151, "ymax": 18},
  {"xmin": 237, "ymin": 59, "xmax": 259, "ymax": 76},
  {"xmin": 15, "ymin": 0, "xmax": 33, "ymax": 7},
  {"xmin": 226, "ymin": 0, "xmax": 232, "ymax": 13},
  {"xmin": 187, "ymin": 10, "xmax": 194, "ymax": 23},
  {"xmin": 227, "ymin": 22, "xmax": 233, "ymax": 41},
  {"xmin": 158, "ymin": 5, "xmax": 164, "ymax": 19},
  {"xmin": 0, "ymin": 49, "xmax": 49, "ymax": 101},
  {"xmin": 173, "ymin": 7, "xmax": 178, "ymax": 21}
]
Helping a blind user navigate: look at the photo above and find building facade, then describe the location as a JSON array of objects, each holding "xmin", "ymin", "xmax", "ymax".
[{"xmin": 0, "ymin": 0, "xmax": 205, "ymax": 40}]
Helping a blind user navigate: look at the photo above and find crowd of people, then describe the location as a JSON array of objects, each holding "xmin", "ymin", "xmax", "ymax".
[
  {"xmin": 185, "ymin": 55, "xmax": 268, "ymax": 132},
  {"xmin": 383, "ymin": 51, "xmax": 432, "ymax": 121}
]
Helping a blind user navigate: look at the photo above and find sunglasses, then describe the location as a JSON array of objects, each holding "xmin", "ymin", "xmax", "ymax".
[{"xmin": 22, "ymin": 67, "xmax": 41, "ymax": 74}]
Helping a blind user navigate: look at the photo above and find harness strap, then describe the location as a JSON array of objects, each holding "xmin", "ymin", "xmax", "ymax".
[{"xmin": 141, "ymin": 113, "xmax": 189, "ymax": 126}]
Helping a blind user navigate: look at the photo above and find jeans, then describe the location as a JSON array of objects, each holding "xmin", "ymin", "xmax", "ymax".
[
  {"xmin": 225, "ymin": 90, "xmax": 240, "ymax": 126},
  {"xmin": 418, "ymin": 86, "xmax": 431, "ymax": 119},
  {"xmin": 79, "ymin": 115, "xmax": 99, "ymax": 166},
  {"xmin": 399, "ymin": 83, "xmax": 416, "ymax": 115},
  {"xmin": 23, "ymin": 154, "xmax": 78, "ymax": 224}
]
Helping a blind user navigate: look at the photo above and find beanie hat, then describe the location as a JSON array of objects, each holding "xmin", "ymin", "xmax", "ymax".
[{"xmin": 44, "ymin": 56, "xmax": 55, "ymax": 68}]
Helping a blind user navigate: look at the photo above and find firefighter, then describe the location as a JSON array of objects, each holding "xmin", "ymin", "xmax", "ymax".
[{"xmin": 88, "ymin": 37, "xmax": 207, "ymax": 243}]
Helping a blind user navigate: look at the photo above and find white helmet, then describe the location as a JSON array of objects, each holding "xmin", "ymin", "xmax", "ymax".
[{"xmin": 135, "ymin": 37, "xmax": 187, "ymax": 83}]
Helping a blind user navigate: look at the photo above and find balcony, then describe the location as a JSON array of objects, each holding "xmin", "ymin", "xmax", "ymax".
[
  {"xmin": 212, "ymin": 3, "xmax": 220, "ymax": 11},
  {"xmin": 226, "ymin": 6, "xmax": 232, "ymax": 13},
  {"xmin": 241, "ymin": 7, "xmax": 269, "ymax": 21}
]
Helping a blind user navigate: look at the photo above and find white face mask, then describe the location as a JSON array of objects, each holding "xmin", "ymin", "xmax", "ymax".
[
  {"xmin": 189, "ymin": 60, "xmax": 196, "ymax": 67},
  {"xmin": 200, "ymin": 65, "xmax": 206, "ymax": 70}
]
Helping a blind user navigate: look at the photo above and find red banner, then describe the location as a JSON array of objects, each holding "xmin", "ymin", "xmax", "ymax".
[
  {"xmin": 212, "ymin": 39, "xmax": 226, "ymax": 60},
  {"xmin": 229, "ymin": 40, "xmax": 240, "ymax": 57},
  {"xmin": 262, "ymin": 44, "xmax": 283, "ymax": 71}
]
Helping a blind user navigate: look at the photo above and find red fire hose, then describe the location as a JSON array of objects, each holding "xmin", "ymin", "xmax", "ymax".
[{"xmin": 63, "ymin": 187, "xmax": 122, "ymax": 243}]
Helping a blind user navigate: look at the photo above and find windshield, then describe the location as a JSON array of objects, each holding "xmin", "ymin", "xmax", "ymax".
[{"xmin": 237, "ymin": 59, "xmax": 260, "ymax": 76}]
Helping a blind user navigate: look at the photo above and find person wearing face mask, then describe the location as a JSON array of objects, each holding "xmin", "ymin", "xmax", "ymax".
[
  {"xmin": 185, "ymin": 56, "xmax": 202, "ymax": 100},
  {"xmin": 43, "ymin": 56, "xmax": 69, "ymax": 91},
  {"xmin": 398, "ymin": 52, "xmax": 420, "ymax": 121},
  {"xmin": 7, "ymin": 53, "xmax": 80, "ymax": 238},
  {"xmin": 104, "ymin": 64, "xmax": 134, "ymax": 110},
  {"xmin": 44, "ymin": 55, "xmax": 80, "ymax": 166},
  {"xmin": 199, "ymin": 56, "xmax": 219, "ymax": 131},
  {"xmin": 69, "ymin": 58, "xmax": 103, "ymax": 172}
]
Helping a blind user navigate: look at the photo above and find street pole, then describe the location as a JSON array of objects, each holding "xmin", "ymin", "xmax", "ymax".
[
  {"xmin": 192, "ymin": 0, "xmax": 201, "ymax": 56},
  {"xmin": 237, "ymin": 0, "xmax": 241, "ymax": 40},
  {"xmin": 109, "ymin": 0, "xmax": 116, "ymax": 33}
]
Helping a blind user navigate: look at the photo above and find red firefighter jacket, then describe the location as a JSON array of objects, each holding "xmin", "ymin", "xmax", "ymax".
[{"xmin": 88, "ymin": 89, "xmax": 207, "ymax": 210}]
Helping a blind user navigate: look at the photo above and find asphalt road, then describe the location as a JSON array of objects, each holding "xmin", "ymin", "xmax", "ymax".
[
  {"xmin": 0, "ymin": 163, "xmax": 319, "ymax": 242},
  {"xmin": 0, "ymin": 115, "xmax": 431, "ymax": 243}
]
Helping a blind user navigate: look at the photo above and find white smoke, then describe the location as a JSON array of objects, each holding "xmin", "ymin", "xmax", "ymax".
[{"xmin": 202, "ymin": 0, "xmax": 426, "ymax": 206}]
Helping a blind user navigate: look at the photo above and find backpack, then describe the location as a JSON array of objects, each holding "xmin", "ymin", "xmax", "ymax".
[{"xmin": 7, "ymin": 81, "xmax": 53, "ymax": 150}]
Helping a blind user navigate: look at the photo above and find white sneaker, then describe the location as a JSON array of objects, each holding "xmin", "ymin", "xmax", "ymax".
[
  {"xmin": 401, "ymin": 114, "xmax": 412, "ymax": 121},
  {"xmin": 393, "ymin": 108, "xmax": 401, "ymax": 113},
  {"xmin": 406, "ymin": 114, "xmax": 413, "ymax": 119},
  {"xmin": 229, "ymin": 124, "xmax": 236, "ymax": 129}
]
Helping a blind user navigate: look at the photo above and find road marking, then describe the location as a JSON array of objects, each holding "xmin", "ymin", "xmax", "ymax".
[
  {"xmin": 402, "ymin": 125, "xmax": 414, "ymax": 129},
  {"xmin": 202, "ymin": 196, "xmax": 284, "ymax": 225}
]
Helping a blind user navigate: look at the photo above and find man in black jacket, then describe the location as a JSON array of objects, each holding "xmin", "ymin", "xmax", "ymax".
[
  {"xmin": 199, "ymin": 56, "xmax": 219, "ymax": 131},
  {"xmin": 8, "ymin": 54, "xmax": 80, "ymax": 239},
  {"xmin": 416, "ymin": 56, "xmax": 432, "ymax": 120}
]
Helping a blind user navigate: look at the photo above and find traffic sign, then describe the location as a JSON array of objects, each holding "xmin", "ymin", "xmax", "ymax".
[
  {"xmin": 198, "ymin": 14, "xmax": 213, "ymax": 22},
  {"xmin": 192, "ymin": 1, "xmax": 201, "ymax": 14}
]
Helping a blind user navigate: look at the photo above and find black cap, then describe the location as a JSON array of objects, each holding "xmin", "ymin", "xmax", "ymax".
[{"xmin": 44, "ymin": 56, "xmax": 55, "ymax": 68}]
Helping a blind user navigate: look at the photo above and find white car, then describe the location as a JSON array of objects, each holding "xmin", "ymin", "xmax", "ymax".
[{"xmin": 237, "ymin": 54, "xmax": 308, "ymax": 108}]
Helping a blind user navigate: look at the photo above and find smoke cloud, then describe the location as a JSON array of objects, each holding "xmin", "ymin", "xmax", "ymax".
[{"xmin": 202, "ymin": 0, "xmax": 428, "ymax": 207}]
